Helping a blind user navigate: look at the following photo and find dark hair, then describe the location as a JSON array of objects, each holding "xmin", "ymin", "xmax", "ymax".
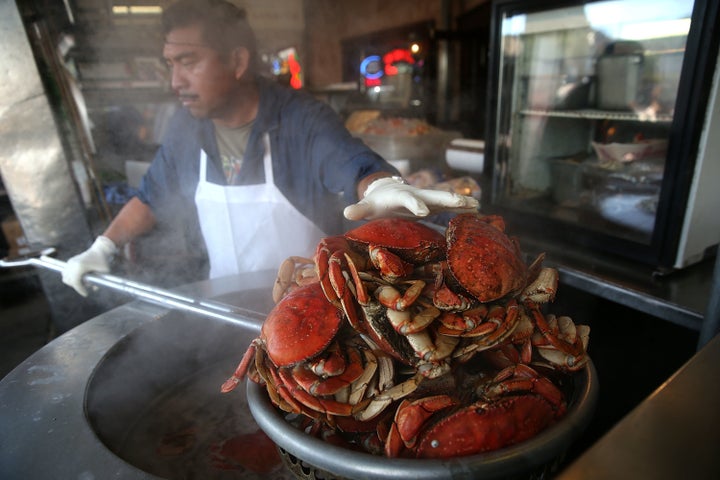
[{"xmin": 162, "ymin": 0, "xmax": 258, "ymax": 72}]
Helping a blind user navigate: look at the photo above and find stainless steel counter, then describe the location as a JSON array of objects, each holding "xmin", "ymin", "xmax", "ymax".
[
  {"xmin": 519, "ymin": 233, "xmax": 718, "ymax": 348},
  {"xmin": 557, "ymin": 333, "xmax": 720, "ymax": 479}
]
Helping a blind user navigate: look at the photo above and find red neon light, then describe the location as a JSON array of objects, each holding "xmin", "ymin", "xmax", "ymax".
[
  {"xmin": 288, "ymin": 52, "xmax": 302, "ymax": 89},
  {"xmin": 383, "ymin": 48, "xmax": 415, "ymax": 76}
]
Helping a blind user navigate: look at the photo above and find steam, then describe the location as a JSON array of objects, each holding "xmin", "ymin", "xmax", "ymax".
[{"xmin": 85, "ymin": 309, "xmax": 275, "ymax": 478}]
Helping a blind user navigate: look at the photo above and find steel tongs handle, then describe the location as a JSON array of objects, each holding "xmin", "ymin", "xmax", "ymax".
[{"xmin": 1, "ymin": 248, "xmax": 263, "ymax": 331}]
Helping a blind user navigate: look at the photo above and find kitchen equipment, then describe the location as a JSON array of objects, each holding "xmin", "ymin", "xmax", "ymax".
[
  {"xmin": 486, "ymin": 0, "xmax": 720, "ymax": 270},
  {"xmin": 526, "ymin": 75, "xmax": 595, "ymax": 110},
  {"xmin": 596, "ymin": 41, "xmax": 644, "ymax": 110},
  {"xmin": 0, "ymin": 248, "xmax": 265, "ymax": 328},
  {"xmin": 446, "ymin": 138, "xmax": 485, "ymax": 173},
  {"xmin": 550, "ymin": 157, "xmax": 585, "ymax": 204},
  {"xmin": 0, "ymin": 270, "xmax": 282, "ymax": 479},
  {"xmin": 247, "ymin": 360, "xmax": 598, "ymax": 480},
  {"xmin": 583, "ymin": 159, "xmax": 663, "ymax": 234},
  {"xmin": 591, "ymin": 139, "xmax": 668, "ymax": 165},
  {"xmin": 85, "ymin": 306, "xmax": 290, "ymax": 479}
]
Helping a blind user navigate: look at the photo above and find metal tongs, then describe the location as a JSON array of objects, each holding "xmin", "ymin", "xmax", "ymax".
[{"xmin": 0, "ymin": 248, "xmax": 264, "ymax": 330}]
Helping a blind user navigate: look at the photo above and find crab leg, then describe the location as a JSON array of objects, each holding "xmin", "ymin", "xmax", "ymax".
[
  {"xmin": 354, "ymin": 373, "xmax": 424, "ymax": 422},
  {"xmin": 266, "ymin": 359, "xmax": 319, "ymax": 416},
  {"xmin": 291, "ymin": 347, "xmax": 365, "ymax": 396},
  {"xmin": 277, "ymin": 368, "xmax": 356, "ymax": 416},
  {"xmin": 315, "ymin": 237, "xmax": 358, "ymax": 309},
  {"xmin": 527, "ymin": 303, "xmax": 585, "ymax": 358},
  {"xmin": 452, "ymin": 300, "xmax": 521, "ymax": 360},
  {"xmin": 405, "ymin": 329, "xmax": 459, "ymax": 363},
  {"xmin": 435, "ymin": 306, "xmax": 488, "ymax": 335},
  {"xmin": 386, "ymin": 305, "xmax": 440, "ymax": 335},
  {"xmin": 534, "ymin": 317, "xmax": 590, "ymax": 371},
  {"xmin": 374, "ymin": 281, "xmax": 426, "ymax": 311},
  {"xmin": 480, "ymin": 343, "xmax": 525, "ymax": 370},
  {"xmin": 221, "ymin": 339, "xmax": 259, "ymax": 393},
  {"xmin": 359, "ymin": 351, "xmax": 395, "ymax": 400},
  {"xmin": 416, "ymin": 358, "xmax": 451, "ymax": 379},
  {"xmin": 308, "ymin": 341, "xmax": 347, "ymax": 377},
  {"xmin": 480, "ymin": 301, "xmax": 521, "ymax": 344},
  {"xmin": 483, "ymin": 364, "xmax": 566, "ymax": 414},
  {"xmin": 367, "ymin": 244, "xmax": 414, "ymax": 282},
  {"xmin": 273, "ymin": 256, "xmax": 316, "ymax": 303},
  {"xmin": 438, "ymin": 312, "xmax": 498, "ymax": 337},
  {"xmin": 347, "ymin": 349, "xmax": 379, "ymax": 405},
  {"xmin": 520, "ymin": 266, "xmax": 558, "ymax": 304},
  {"xmin": 432, "ymin": 278, "xmax": 476, "ymax": 311}
]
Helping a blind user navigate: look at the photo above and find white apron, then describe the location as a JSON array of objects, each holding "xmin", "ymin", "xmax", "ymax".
[{"xmin": 195, "ymin": 134, "xmax": 325, "ymax": 279}]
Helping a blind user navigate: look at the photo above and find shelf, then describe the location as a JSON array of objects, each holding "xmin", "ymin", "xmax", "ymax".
[
  {"xmin": 520, "ymin": 108, "xmax": 673, "ymax": 124},
  {"xmin": 517, "ymin": 232, "xmax": 711, "ymax": 333}
]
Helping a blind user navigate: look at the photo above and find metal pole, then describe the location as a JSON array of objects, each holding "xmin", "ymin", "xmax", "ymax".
[{"xmin": 1, "ymin": 250, "xmax": 264, "ymax": 332}]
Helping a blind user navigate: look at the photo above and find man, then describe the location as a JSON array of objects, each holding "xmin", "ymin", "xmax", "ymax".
[{"xmin": 62, "ymin": 0, "xmax": 478, "ymax": 295}]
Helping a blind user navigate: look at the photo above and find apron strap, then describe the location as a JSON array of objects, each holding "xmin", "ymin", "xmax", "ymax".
[
  {"xmin": 199, "ymin": 150, "xmax": 209, "ymax": 182},
  {"xmin": 262, "ymin": 134, "xmax": 274, "ymax": 185}
]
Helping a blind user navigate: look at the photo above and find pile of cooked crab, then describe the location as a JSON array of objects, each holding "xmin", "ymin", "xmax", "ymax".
[{"xmin": 222, "ymin": 213, "xmax": 590, "ymax": 459}]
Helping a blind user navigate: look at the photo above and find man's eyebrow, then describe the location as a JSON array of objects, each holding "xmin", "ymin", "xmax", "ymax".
[
  {"xmin": 163, "ymin": 41, "xmax": 211, "ymax": 48},
  {"xmin": 164, "ymin": 50, "xmax": 200, "ymax": 63}
]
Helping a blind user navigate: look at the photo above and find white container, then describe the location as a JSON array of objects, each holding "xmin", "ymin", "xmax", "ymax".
[{"xmin": 446, "ymin": 138, "xmax": 485, "ymax": 173}]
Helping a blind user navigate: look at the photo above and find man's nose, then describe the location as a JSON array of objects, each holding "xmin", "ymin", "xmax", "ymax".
[{"xmin": 170, "ymin": 67, "xmax": 187, "ymax": 92}]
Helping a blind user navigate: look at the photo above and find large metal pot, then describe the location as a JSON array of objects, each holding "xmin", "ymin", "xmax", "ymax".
[
  {"xmin": 85, "ymin": 294, "xmax": 292, "ymax": 479},
  {"xmin": 248, "ymin": 361, "xmax": 598, "ymax": 480}
]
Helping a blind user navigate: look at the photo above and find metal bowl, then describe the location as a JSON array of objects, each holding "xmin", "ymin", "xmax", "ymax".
[{"xmin": 248, "ymin": 360, "xmax": 598, "ymax": 480}]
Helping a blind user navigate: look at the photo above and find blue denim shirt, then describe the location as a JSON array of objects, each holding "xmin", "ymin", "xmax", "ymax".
[{"xmin": 137, "ymin": 76, "xmax": 398, "ymax": 259}]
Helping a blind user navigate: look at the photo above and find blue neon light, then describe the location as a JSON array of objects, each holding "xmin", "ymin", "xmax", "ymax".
[{"xmin": 360, "ymin": 55, "xmax": 383, "ymax": 80}]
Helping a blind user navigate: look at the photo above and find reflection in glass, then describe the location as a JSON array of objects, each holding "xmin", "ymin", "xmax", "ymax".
[{"xmin": 492, "ymin": 0, "xmax": 694, "ymax": 245}]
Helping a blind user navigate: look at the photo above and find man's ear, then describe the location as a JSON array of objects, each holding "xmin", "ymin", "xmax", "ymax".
[{"xmin": 232, "ymin": 47, "xmax": 251, "ymax": 80}]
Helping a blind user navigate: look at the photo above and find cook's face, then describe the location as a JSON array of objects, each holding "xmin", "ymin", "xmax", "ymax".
[{"xmin": 163, "ymin": 24, "xmax": 238, "ymax": 119}]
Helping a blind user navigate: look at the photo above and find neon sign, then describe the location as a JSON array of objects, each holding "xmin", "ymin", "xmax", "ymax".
[
  {"xmin": 360, "ymin": 55, "xmax": 384, "ymax": 80},
  {"xmin": 383, "ymin": 48, "xmax": 415, "ymax": 76}
]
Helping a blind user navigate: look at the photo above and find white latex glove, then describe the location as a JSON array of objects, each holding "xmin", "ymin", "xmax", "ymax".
[
  {"xmin": 344, "ymin": 176, "xmax": 480, "ymax": 221},
  {"xmin": 62, "ymin": 236, "xmax": 118, "ymax": 297}
]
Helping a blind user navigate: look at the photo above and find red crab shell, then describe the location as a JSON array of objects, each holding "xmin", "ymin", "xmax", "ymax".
[
  {"xmin": 262, "ymin": 282, "xmax": 344, "ymax": 367},
  {"xmin": 413, "ymin": 395, "xmax": 556, "ymax": 458},
  {"xmin": 345, "ymin": 218, "xmax": 446, "ymax": 264},
  {"xmin": 446, "ymin": 214, "xmax": 528, "ymax": 303}
]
